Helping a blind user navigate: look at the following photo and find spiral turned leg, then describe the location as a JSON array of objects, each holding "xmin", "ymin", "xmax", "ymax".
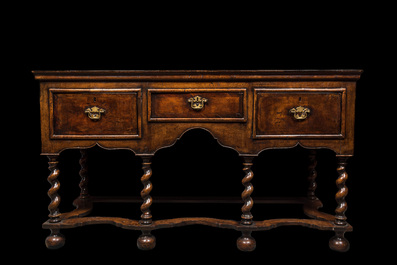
[
  {"xmin": 329, "ymin": 155, "xmax": 350, "ymax": 252},
  {"xmin": 47, "ymin": 155, "xmax": 61, "ymax": 223},
  {"xmin": 307, "ymin": 150, "xmax": 318, "ymax": 201},
  {"xmin": 237, "ymin": 156, "xmax": 256, "ymax": 252},
  {"xmin": 241, "ymin": 156, "xmax": 255, "ymax": 225},
  {"xmin": 140, "ymin": 156, "xmax": 153, "ymax": 225},
  {"xmin": 334, "ymin": 156, "xmax": 349, "ymax": 226},
  {"xmin": 45, "ymin": 156, "xmax": 65, "ymax": 249},
  {"xmin": 73, "ymin": 149, "xmax": 92, "ymax": 211},
  {"xmin": 137, "ymin": 156, "xmax": 155, "ymax": 250},
  {"xmin": 78, "ymin": 149, "xmax": 89, "ymax": 200}
]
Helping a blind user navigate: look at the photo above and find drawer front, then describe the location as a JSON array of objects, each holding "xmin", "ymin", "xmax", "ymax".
[
  {"xmin": 253, "ymin": 88, "xmax": 346, "ymax": 138},
  {"xmin": 148, "ymin": 88, "xmax": 247, "ymax": 122},
  {"xmin": 49, "ymin": 88, "xmax": 141, "ymax": 139}
]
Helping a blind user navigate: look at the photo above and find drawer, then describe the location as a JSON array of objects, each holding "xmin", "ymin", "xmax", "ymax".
[
  {"xmin": 148, "ymin": 88, "xmax": 247, "ymax": 122},
  {"xmin": 49, "ymin": 88, "xmax": 141, "ymax": 139},
  {"xmin": 253, "ymin": 88, "xmax": 346, "ymax": 138}
]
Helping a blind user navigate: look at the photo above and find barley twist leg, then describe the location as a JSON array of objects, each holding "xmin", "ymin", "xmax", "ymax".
[
  {"xmin": 140, "ymin": 156, "xmax": 153, "ymax": 225},
  {"xmin": 329, "ymin": 155, "xmax": 350, "ymax": 252},
  {"xmin": 45, "ymin": 155, "xmax": 65, "ymax": 249},
  {"xmin": 79, "ymin": 149, "xmax": 89, "ymax": 200},
  {"xmin": 307, "ymin": 150, "xmax": 318, "ymax": 200},
  {"xmin": 237, "ymin": 156, "xmax": 256, "ymax": 252},
  {"xmin": 137, "ymin": 155, "xmax": 155, "ymax": 250},
  {"xmin": 47, "ymin": 155, "xmax": 61, "ymax": 223},
  {"xmin": 241, "ymin": 157, "xmax": 254, "ymax": 225},
  {"xmin": 334, "ymin": 156, "xmax": 349, "ymax": 226}
]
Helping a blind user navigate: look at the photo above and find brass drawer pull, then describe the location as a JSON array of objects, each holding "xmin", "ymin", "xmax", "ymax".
[
  {"xmin": 84, "ymin": 106, "xmax": 106, "ymax": 120},
  {"xmin": 187, "ymin": 95, "xmax": 208, "ymax": 110},
  {"xmin": 289, "ymin": 106, "xmax": 311, "ymax": 120}
]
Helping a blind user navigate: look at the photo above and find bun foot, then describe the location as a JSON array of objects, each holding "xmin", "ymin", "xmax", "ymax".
[
  {"xmin": 329, "ymin": 231, "xmax": 350, "ymax": 252},
  {"xmin": 137, "ymin": 231, "xmax": 156, "ymax": 250},
  {"xmin": 237, "ymin": 231, "xmax": 256, "ymax": 252},
  {"xmin": 45, "ymin": 229, "xmax": 65, "ymax": 249}
]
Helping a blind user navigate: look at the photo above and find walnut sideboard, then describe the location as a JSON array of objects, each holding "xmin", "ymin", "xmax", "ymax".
[{"xmin": 34, "ymin": 70, "xmax": 362, "ymax": 252}]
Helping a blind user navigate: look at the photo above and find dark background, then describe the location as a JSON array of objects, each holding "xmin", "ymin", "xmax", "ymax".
[{"xmin": 8, "ymin": 4, "xmax": 392, "ymax": 264}]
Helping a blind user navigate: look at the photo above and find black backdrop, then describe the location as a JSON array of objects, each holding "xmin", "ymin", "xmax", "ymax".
[{"xmin": 10, "ymin": 8, "xmax": 389, "ymax": 263}]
